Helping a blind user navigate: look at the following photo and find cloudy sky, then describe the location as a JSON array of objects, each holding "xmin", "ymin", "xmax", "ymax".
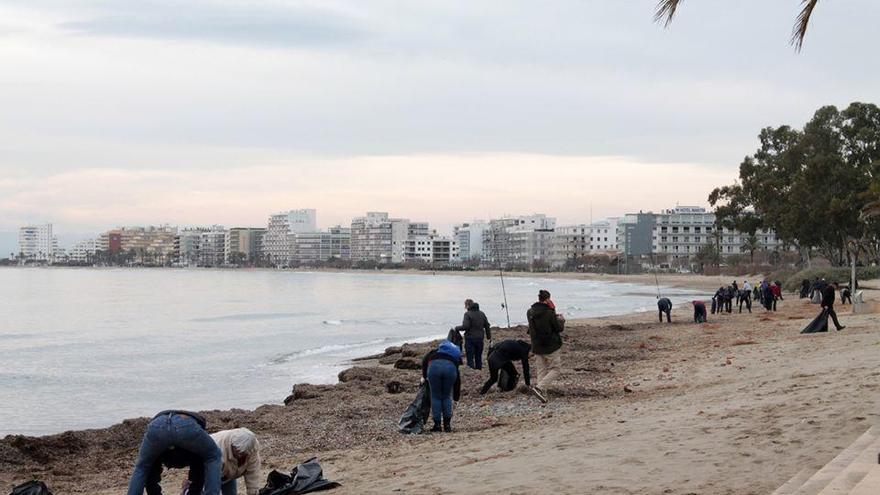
[{"xmin": 1, "ymin": 0, "xmax": 878, "ymax": 244}]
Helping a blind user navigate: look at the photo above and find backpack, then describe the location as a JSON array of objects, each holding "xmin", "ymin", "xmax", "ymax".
[
  {"xmin": 10, "ymin": 481, "xmax": 52, "ymax": 495},
  {"xmin": 497, "ymin": 364, "xmax": 519, "ymax": 392}
]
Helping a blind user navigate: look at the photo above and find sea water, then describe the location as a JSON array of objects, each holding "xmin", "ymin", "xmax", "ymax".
[{"xmin": 0, "ymin": 268, "xmax": 703, "ymax": 436}]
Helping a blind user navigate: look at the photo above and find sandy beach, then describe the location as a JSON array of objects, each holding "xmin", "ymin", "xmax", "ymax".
[{"xmin": 2, "ymin": 274, "xmax": 878, "ymax": 494}]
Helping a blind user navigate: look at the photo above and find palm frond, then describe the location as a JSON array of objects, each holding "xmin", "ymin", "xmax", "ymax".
[
  {"xmin": 791, "ymin": 0, "xmax": 819, "ymax": 51},
  {"xmin": 654, "ymin": 0, "xmax": 683, "ymax": 27}
]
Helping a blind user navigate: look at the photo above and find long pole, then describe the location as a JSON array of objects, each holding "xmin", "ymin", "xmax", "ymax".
[{"xmin": 500, "ymin": 267, "xmax": 511, "ymax": 328}]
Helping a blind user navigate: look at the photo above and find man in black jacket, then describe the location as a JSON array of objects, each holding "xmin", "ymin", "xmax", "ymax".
[
  {"xmin": 527, "ymin": 289, "xmax": 564, "ymax": 402},
  {"xmin": 657, "ymin": 297, "xmax": 672, "ymax": 323},
  {"xmin": 479, "ymin": 339, "xmax": 531, "ymax": 395},
  {"xmin": 455, "ymin": 299, "xmax": 492, "ymax": 370},
  {"xmin": 822, "ymin": 282, "xmax": 846, "ymax": 331}
]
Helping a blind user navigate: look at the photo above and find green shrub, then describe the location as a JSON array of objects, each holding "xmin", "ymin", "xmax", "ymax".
[{"xmin": 783, "ymin": 266, "xmax": 880, "ymax": 291}]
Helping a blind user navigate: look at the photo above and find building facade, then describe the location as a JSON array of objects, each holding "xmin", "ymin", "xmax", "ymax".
[
  {"xmin": 264, "ymin": 209, "xmax": 318, "ymax": 267},
  {"xmin": 68, "ymin": 238, "xmax": 97, "ymax": 263},
  {"xmin": 291, "ymin": 226, "xmax": 352, "ymax": 265},
  {"xmin": 350, "ymin": 212, "xmax": 427, "ymax": 264},
  {"xmin": 225, "ymin": 227, "xmax": 267, "ymax": 265},
  {"xmin": 18, "ymin": 223, "xmax": 57, "ymax": 262},
  {"xmin": 453, "ymin": 221, "xmax": 489, "ymax": 262},
  {"xmin": 198, "ymin": 227, "xmax": 228, "ymax": 267},
  {"xmin": 98, "ymin": 226, "xmax": 177, "ymax": 264},
  {"xmin": 404, "ymin": 234, "xmax": 459, "ymax": 265},
  {"xmin": 482, "ymin": 214, "xmax": 556, "ymax": 267}
]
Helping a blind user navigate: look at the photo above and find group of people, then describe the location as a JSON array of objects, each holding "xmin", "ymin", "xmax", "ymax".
[
  {"xmin": 422, "ymin": 289, "xmax": 565, "ymax": 433},
  {"xmin": 711, "ymin": 279, "xmax": 782, "ymax": 315},
  {"xmin": 128, "ymin": 410, "xmax": 262, "ymax": 495}
]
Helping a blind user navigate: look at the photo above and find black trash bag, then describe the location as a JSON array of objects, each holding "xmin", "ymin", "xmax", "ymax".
[
  {"xmin": 258, "ymin": 457, "xmax": 341, "ymax": 495},
  {"xmin": 497, "ymin": 363, "xmax": 519, "ymax": 392},
  {"xmin": 9, "ymin": 481, "xmax": 52, "ymax": 495},
  {"xmin": 710, "ymin": 299, "xmax": 717, "ymax": 314},
  {"xmin": 801, "ymin": 309, "xmax": 829, "ymax": 334},
  {"xmin": 398, "ymin": 381, "xmax": 431, "ymax": 434},
  {"xmin": 446, "ymin": 329, "xmax": 463, "ymax": 350}
]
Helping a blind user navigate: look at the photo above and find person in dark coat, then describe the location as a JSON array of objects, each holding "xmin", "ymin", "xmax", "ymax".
[
  {"xmin": 479, "ymin": 339, "xmax": 531, "ymax": 394},
  {"xmin": 770, "ymin": 282, "xmax": 782, "ymax": 311},
  {"xmin": 657, "ymin": 297, "xmax": 672, "ymax": 323},
  {"xmin": 454, "ymin": 299, "xmax": 492, "ymax": 370},
  {"xmin": 724, "ymin": 285, "xmax": 734, "ymax": 313},
  {"xmin": 692, "ymin": 300, "xmax": 707, "ymax": 323},
  {"xmin": 421, "ymin": 340, "xmax": 462, "ymax": 432},
  {"xmin": 822, "ymin": 282, "xmax": 846, "ymax": 331},
  {"xmin": 841, "ymin": 286, "xmax": 853, "ymax": 305},
  {"xmin": 738, "ymin": 289, "xmax": 752, "ymax": 313},
  {"xmin": 527, "ymin": 289, "xmax": 564, "ymax": 402},
  {"xmin": 800, "ymin": 279, "xmax": 811, "ymax": 299},
  {"xmin": 712, "ymin": 287, "xmax": 724, "ymax": 315},
  {"xmin": 762, "ymin": 281, "xmax": 774, "ymax": 311}
]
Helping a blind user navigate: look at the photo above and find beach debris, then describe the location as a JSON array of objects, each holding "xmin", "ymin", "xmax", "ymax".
[
  {"xmin": 385, "ymin": 381, "xmax": 404, "ymax": 394},
  {"xmin": 393, "ymin": 358, "xmax": 421, "ymax": 370}
]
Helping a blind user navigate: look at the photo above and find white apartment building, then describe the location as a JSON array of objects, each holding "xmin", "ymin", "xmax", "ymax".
[
  {"xmin": 68, "ymin": 238, "xmax": 97, "ymax": 263},
  {"xmin": 404, "ymin": 234, "xmax": 459, "ymax": 265},
  {"xmin": 453, "ymin": 221, "xmax": 489, "ymax": 262},
  {"xmin": 351, "ymin": 212, "xmax": 428, "ymax": 263},
  {"xmin": 651, "ymin": 206, "xmax": 784, "ymax": 263},
  {"xmin": 198, "ymin": 227, "xmax": 228, "ymax": 267},
  {"xmin": 291, "ymin": 226, "xmax": 352, "ymax": 265},
  {"xmin": 482, "ymin": 214, "xmax": 556, "ymax": 267},
  {"xmin": 18, "ymin": 223, "xmax": 57, "ymax": 262},
  {"xmin": 264, "ymin": 209, "xmax": 318, "ymax": 267}
]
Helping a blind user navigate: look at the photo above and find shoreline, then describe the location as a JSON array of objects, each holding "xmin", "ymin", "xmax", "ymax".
[{"xmin": 6, "ymin": 275, "xmax": 867, "ymax": 494}]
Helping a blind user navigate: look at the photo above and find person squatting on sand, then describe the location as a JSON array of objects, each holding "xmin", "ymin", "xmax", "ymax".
[
  {"xmin": 822, "ymin": 281, "xmax": 846, "ymax": 331},
  {"xmin": 479, "ymin": 339, "xmax": 532, "ymax": 395},
  {"xmin": 657, "ymin": 297, "xmax": 672, "ymax": 323},
  {"xmin": 421, "ymin": 340, "xmax": 462, "ymax": 432},
  {"xmin": 127, "ymin": 410, "xmax": 222, "ymax": 495},
  {"xmin": 454, "ymin": 299, "xmax": 492, "ymax": 370},
  {"xmin": 527, "ymin": 289, "xmax": 565, "ymax": 403}
]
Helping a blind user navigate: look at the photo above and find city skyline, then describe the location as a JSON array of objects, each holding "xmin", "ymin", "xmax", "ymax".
[{"xmin": 3, "ymin": 1, "xmax": 880, "ymax": 236}]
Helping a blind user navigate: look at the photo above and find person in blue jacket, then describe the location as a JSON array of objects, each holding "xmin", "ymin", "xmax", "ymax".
[{"xmin": 421, "ymin": 340, "xmax": 462, "ymax": 433}]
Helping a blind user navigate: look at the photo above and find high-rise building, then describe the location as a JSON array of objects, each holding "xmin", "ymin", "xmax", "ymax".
[
  {"xmin": 264, "ymin": 209, "xmax": 317, "ymax": 267},
  {"xmin": 453, "ymin": 221, "xmax": 489, "ymax": 262},
  {"xmin": 291, "ymin": 226, "xmax": 351, "ymax": 265},
  {"xmin": 98, "ymin": 226, "xmax": 177, "ymax": 264},
  {"xmin": 225, "ymin": 227, "xmax": 267, "ymax": 265},
  {"xmin": 482, "ymin": 214, "xmax": 556, "ymax": 267},
  {"xmin": 198, "ymin": 227, "xmax": 228, "ymax": 267},
  {"xmin": 18, "ymin": 223, "xmax": 57, "ymax": 262},
  {"xmin": 404, "ymin": 234, "xmax": 459, "ymax": 265},
  {"xmin": 350, "ymin": 212, "xmax": 426, "ymax": 263}
]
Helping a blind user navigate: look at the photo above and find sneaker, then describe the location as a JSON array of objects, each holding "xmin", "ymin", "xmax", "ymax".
[{"xmin": 530, "ymin": 386, "xmax": 548, "ymax": 404}]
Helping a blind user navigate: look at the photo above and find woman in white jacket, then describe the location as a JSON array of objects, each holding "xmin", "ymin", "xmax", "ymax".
[{"xmin": 212, "ymin": 428, "xmax": 262, "ymax": 495}]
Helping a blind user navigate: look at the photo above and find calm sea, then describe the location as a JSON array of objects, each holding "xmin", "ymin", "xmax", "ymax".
[{"xmin": 0, "ymin": 268, "xmax": 703, "ymax": 436}]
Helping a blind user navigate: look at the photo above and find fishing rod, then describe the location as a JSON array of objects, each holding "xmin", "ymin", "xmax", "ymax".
[
  {"xmin": 650, "ymin": 252, "xmax": 661, "ymax": 298},
  {"xmin": 492, "ymin": 227, "xmax": 512, "ymax": 328}
]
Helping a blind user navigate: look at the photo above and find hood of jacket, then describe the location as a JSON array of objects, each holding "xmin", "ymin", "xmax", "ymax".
[{"xmin": 437, "ymin": 340, "xmax": 462, "ymax": 361}]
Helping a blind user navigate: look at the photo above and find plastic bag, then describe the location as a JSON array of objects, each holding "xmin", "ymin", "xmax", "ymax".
[{"xmin": 398, "ymin": 382, "xmax": 431, "ymax": 434}]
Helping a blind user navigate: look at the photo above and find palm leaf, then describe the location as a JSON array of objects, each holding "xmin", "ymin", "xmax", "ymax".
[
  {"xmin": 792, "ymin": 0, "xmax": 820, "ymax": 51},
  {"xmin": 654, "ymin": 0, "xmax": 683, "ymax": 27}
]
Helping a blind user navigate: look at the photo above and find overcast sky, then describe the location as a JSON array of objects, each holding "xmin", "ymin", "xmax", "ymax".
[{"xmin": 1, "ymin": 0, "xmax": 878, "ymax": 239}]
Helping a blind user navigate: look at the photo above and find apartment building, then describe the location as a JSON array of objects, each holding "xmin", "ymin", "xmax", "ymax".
[
  {"xmin": 453, "ymin": 221, "xmax": 489, "ymax": 262},
  {"xmin": 225, "ymin": 227, "xmax": 267, "ymax": 265},
  {"xmin": 198, "ymin": 227, "xmax": 228, "ymax": 267},
  {"xmin": 263, "ymin": 209, "xmax": 317, "ymax": 267},
  {"xmin": 98, "ymin": 226, "xmax": 177, "ymax": 263},
  {"xmin": 482, "ymin": 214, "xmax": 556, "ymax": 267},
  {"xmin": 350, "ymin": 212, "xmax": 428, "ymax": 263},
  {"xmin": 404, "ymin": 234, "xmax": 459, "ymax": 265},
  {"xmin": 291, "ymin": 226, "xmax": 351, "ymax": 265},
  {"xmin": 68, "ymin": 238, "xmax": 97, "ymax": 263},
  {"xmin": 18, "ymin": 223, "xmax": 57, "ymax": 262}
]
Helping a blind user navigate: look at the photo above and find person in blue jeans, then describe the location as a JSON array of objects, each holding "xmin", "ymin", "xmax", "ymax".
[
  {"xmin": 421, "ymin": 340, "xmax": 462, "ymax": 433},
  {"xmin": 454, "ymin": 299, "xmax": 492, "ymax": 370},
  {"xmin": 127, "ymin": 410, "xmax": 222, "ymax": 495}
]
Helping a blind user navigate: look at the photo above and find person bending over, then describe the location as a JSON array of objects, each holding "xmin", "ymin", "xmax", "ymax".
[
  {"xmin": 127, "ymin": 410, "xmax": 222, "ymax": 495},
  {"xmin": 692, "ymin": 301, "xmax": 707, "ymax": 323},
  {"xmin": 657, "ymin": 297, "xmax": 672, "ymax": 323},
  {"xmin": 480, "ymin": 339, "xmax": 531, "ymax": 395},
  {"xmin": 204, "ymin": 428, "xmax": 262, "ymax": 495},
  {"xmin": 421, "ymin": 340, "xmax": 462, "ymax": 432}
]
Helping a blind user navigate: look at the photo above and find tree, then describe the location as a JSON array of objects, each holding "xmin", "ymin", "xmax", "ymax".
[
  {"xmin": 694, "ymin": 243, "xmax": 720, "ymax": 273},
  {"xmin": 655, "ymin": 0, "xmax": 820, "ymax": 50},
  {"xmin": 741, "ymin": 234, "xmax": 759, "ymax": 264},
  {"xmin": 709, "ymin": 103, "xmax": 880, "ymax": 267}
]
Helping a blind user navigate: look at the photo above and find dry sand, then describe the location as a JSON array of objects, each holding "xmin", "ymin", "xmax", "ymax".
[{"xmin": 2, "ymin": 276, "xmax": 878, "ymax": 495}]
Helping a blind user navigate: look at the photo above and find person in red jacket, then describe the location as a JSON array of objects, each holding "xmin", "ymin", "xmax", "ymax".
[{"xmin": 770, "ymin": 282, "xmax": 782, "ymax": 311}]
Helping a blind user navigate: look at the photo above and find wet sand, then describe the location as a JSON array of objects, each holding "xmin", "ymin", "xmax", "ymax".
[{"xmin": 2, "ymin": 277, "xmax": 878, "ymax": 494}]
